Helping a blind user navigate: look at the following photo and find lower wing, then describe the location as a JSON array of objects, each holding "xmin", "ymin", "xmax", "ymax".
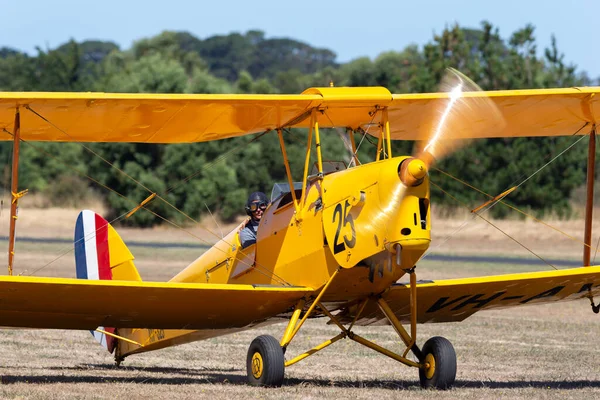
[
  {"xmin": 0, "ymin": 276, "xmax": 312, "ymax": 330},
  {"xmin": 338, "ymin": 266, "xmax": 600, "ymax": 325}
]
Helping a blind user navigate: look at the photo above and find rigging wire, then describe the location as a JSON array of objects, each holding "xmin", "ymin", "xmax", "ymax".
[
  {"xmin": 430, "ymin": 180, "xmax": 558, "ymax": 270},
  {"xmin": 363, "ymin": 131, "xmax": 380, "ymax": 148},
  {"xmin": 164, "ymin": 131, "xmax": 270, "ymax": 194},
  {"xmin": 204, "ymin": 202, "xmax": 223, "ymax": 239},
  {"xmin": 278, "ymin": 105, "xmax": 378, "ymax": 175},
  {"xmin": 504, "ymin": 123, "xmax": 590, "ymax": 190},
  {"xmin": 2, "ymin": 134, "xmax": 184, "ymax": 277},
  {"xmin": 423, "ymin": 124, "xmax": 591, "ymax": 263},
  {"xmin": 26, "ymin": 106, "xmax": 156, "ymax": 195},
  {"xmin": 20, "ymin": 100, "xmax": 591, "ymax": 280},
  {"xmin": 593, "ymin": 235, "xmax": 600, "ymax": 265},
  {"xmin": 23, "ymin": 108, "xmax": 292, "ymax": 284},
  {"xmin": 25, "ymin": 210, "xmax": 130, "ymax": 277},
  {"xmin": 2, "ymin": 129, "xmax": 138, "ymax": 207},
  {"xmin": 26, "ymin": 104, "xmax": 259, "ymax": 237},
  {"xmin": 2, "ymin": 128, "xmax": 290, "ymax": 285},
  {"xmin": 321, "ymin": 106, "xmax": 380, "ymax": 166},
  {"xmin": 432, "ymin": 160, "xmax": 591, "ymax": 249}
]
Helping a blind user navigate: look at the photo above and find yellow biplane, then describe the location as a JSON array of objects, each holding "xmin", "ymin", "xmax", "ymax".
[{"xmin": 0, "ymin": 70, "xmax": 599, "ymax": 389}]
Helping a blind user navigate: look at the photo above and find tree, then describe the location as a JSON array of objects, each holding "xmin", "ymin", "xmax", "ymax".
[
  {"xmin": 187, "ymin": 69, "xmax": 233, "ymax": 94},
  {"xmin": 543, "ymin": 35, "xmax": 581, "ymax": 88},
  {"xmin": 477, "ymin": 21, "xmax": 509, "ymax": 90},
  {"xmin": 0, "ymin": 24, "xmax": 592, "ymax": 226},
  {"xmin": 59, "ymin": 40, "xmax": 119, "ymax": 63},
  {"xmin": 99, "ymin": 52, "xmax": 187, "ymax": 93},
  {"xmin": 235, "ymin": 71, "xmax": 276, "ymax": 94},
  {"xmin": 341, "ymin": 57, "xmax": 376, "ymax": 86},
  {"xmin": 35, "ymin": 40, "xmax": 84, "ymax": 91},
  {"xmin": 196, "ymin": 32, "xmax": 255, "ymax": 81},
  {"xmin": 508, "ymin": 24, "xmax": 541, "ymax": 88},
  {"xmin": 0, "ymin": 53, "xmax": 37, "ymax": 91}
]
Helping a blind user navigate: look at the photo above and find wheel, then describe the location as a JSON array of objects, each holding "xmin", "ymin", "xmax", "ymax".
[
  {"xmin": 246, "ymin": 335, "xmax": 285, "ymax": 387},
  {"xmin": 418, "ymin": 336, "xmax": 456, "ymax": 389}
]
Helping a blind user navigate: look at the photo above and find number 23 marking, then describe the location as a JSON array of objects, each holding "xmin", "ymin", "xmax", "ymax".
[{"xmin": 332, "ymin": 200, "xmax": 356, "ymax": 254}]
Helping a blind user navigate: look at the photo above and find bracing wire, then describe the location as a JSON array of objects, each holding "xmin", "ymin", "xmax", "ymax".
[
  {"xmin": 424, "ymin": 128, "xmax": 590, "ymax": 266},
  {"xmin": 430, "ymin": 180, "xmax": 558, "ymax": 270},
  {"xmin": 4, "ymin": 124, "xmax": 291, "ymax": 285},
  {"xmin": 322, "ymin": 106, "xmax": 380, "ymax": 165},
  {"xmin": 21, "ymin": 107, "xmax": 292, "ymax": 284}
]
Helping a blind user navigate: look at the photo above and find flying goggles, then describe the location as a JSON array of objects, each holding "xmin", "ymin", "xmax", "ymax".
[{"xmin": 249, "ymin": 202, "xmax": 268, "ymax": 212}]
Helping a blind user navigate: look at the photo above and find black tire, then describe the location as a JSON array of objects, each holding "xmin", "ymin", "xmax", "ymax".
[
  {"xmin": 418, "ymin": 336, "xmax": 457, "ymax": 390},
  {"xmin": 246, "ymin": 335, "xmax": 285, "ymax": 387}
]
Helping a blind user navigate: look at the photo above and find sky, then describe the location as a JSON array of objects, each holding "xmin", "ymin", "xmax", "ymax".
[{"xmin": 3, "ymin": 0, "xmax": 599, "ymax": 79}]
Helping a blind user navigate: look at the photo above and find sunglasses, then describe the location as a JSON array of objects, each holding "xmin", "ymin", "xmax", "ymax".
[{"xmin": 249, "ymin": 202, "xmax": 268, "ymax": 212}]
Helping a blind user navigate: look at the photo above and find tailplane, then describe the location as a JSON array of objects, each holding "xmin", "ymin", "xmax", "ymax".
[{"xmin": 74, "ymin": 210, "xmax": 142, "ymax": 353}]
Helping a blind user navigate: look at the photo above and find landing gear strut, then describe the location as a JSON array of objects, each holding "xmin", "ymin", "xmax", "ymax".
[{"xmin": 245, "ymin": 267, "xmax": 458, "ymax": 389}]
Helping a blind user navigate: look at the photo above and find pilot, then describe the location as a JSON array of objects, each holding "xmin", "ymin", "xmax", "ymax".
[{"xmin": 240, "ymin": 191, "xmax": 268, "ymax": 249}]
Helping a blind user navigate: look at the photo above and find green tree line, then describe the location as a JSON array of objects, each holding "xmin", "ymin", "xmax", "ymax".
[{"xmin": 0, "ymin": 23, "xmax": 596, "ymax": 226}]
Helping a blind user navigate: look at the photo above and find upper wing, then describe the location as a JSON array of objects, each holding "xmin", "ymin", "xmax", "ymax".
[
  {"xmin": 1, "ymin": 86, "xmax": 598, "ymax": 143},
  {"xmin": 339, "ymin": 266, "xmax": 600, "ymax": 325},
  {"xmin": 0, "ymin": 275, "xmax": 311, "ymax": 330},
  {"xmin": 387, "ymin": 87, "xmax": 599, "ymax": 140},
  {"xmin": 0, "ymin": 92, "xmax": 322, "ymax": 143}
]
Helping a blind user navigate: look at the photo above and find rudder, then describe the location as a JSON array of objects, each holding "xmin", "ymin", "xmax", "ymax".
[{"xmin": 74, "ymin": 210, "xmax": 142, "ymax": 353}]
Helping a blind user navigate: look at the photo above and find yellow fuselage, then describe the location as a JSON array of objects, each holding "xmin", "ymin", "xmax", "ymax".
[
  {"xmin": 117, "ymin": 156, "xmax": 431, "ymax": 357},
  {"xmin": 171, "ymin": 156, "xmax": 431, "ymax": 301}
]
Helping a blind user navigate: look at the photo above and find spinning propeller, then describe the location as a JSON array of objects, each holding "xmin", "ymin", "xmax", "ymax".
[{"xmin": 399, "ymin": 68, "xmax": 505, "ymax": 187}]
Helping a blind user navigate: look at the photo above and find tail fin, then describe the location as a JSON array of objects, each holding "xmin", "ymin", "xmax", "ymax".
[{"xmin": 74, "ymin": 210, "xmax": 142, "ymax": 353}]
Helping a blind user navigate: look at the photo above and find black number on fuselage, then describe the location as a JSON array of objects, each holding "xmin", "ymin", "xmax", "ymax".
[
  {"xmin": 332, "ymin": 200, "xmax": 356, "ymax": 254},
  {"xmin": 333, "ymin": 204, "xmax": 346, "ymax": 254},
  {"xmin": 343, "ymin": 200, "xmax": 356, "ymax": 248}
]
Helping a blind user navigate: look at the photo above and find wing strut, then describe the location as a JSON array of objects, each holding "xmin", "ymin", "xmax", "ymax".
[
  {"xmin": 8, "ymin": 108, "xmax": 25, "ymax": 276},
  {"xmin": 276, "ymin": 128, "xmax": 300, "ymax": 216},
  {"xmin": 584, "ymin": 125, "xmax": 597, "ymax": 266}
]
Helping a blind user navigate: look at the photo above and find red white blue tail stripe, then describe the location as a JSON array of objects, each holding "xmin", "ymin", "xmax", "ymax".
[
  {"xmin": 74, "ymin": 210, "xmax": 116, "ymax": 353},
  {"xmin": 75, "ymin": 210, "xmax": 112, "ymax": 281}
]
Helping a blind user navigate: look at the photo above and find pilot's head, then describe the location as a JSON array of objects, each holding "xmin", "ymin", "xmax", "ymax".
[{"xmin": 245, "ymin": 191, "xmax": 268, "ymax": 221}]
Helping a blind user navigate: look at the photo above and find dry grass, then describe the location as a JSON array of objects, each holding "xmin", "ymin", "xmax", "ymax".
[
  {"xmin": 2, "ymin": 204, "xmax": 600, "ymax": 398},
  {"xmin": 3, "ymin": 305, "xmax": 600, "ymax": 400},
  {"xmin": 5, "ymin": 202, "xmax": 600, "ymax": 262},
  {"xmin": 2, "ymin": 301, "xmax": 600, "ymax": 399}
]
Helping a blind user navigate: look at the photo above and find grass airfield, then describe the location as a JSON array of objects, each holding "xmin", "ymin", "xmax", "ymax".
[
  {"xmin": 2, "ymin": 236, "xmax": 600, "ymax": 399},
  {"xmin": 2, "ymin": 202, "xmax": 600, "ymax": 398}
]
